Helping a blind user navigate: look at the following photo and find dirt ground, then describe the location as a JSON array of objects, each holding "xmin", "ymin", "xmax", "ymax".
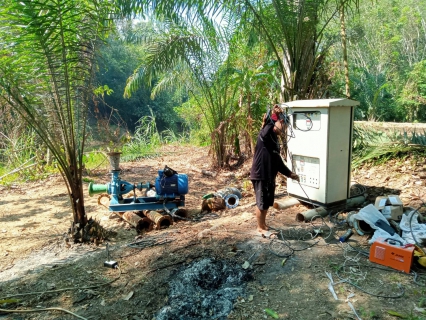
[{"xmin": 1, "ymin": 143, "xmax": 426, "ymax": 320}]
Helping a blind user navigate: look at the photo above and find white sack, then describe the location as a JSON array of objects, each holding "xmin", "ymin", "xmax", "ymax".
[
  {"xmin": 400, "ymin": 210, "xmax": 426, "ymax": 244},
  {"xmin": 353, "ymin": 204, "xmax": 405, "ymax": 244}
]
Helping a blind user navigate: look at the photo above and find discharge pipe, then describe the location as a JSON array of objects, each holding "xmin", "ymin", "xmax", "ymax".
[
  {"xmin": 215, "ymin": 187, "xmax": 241, "ymax": 209},
  {"xmin": 88, "ymin": 182, "xmax": 108, "ymax": 196},
  {"xmin": 295, "ymin": 196, "xmax": 366, "ymax": 222}
]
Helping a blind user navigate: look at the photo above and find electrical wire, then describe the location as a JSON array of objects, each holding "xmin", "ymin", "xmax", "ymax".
[
  {"xmin": 408, "ymin": 201, "xmax": 426, "ymax": 255},
  {"xmin": 335, "ymin": 263, "xmax": 406, "ymax": 298},
  {"xmin": 291, "ymin": 113, "xmax": 314, "ymax": 132},
  {"xmin": 309, "ymin": 215, "xmax": 333, "ymax": 240},
  {"xmin": 279, "ymin": 103, "xmax": 314, "ymax": 141},
  {"xmin": 411, "ymin": 270, "xmax": 426, "ymax": 286},
  {"xmin": 267, "ymin": 224, "xmax": 322, "ymax": 258},
  {"xmin": 349, "ymin": 183, "xmax": 367, "ymax": 199}
]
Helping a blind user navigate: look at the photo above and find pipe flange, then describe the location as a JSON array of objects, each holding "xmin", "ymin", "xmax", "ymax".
[{"xmin": 224, "ymin": 194, "xmax": 239, "ymax": 209}]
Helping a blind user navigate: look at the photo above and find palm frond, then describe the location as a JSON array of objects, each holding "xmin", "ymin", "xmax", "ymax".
[{"xmin": 352, "ymin": 125, "xmax": 426, "ymax": 168}]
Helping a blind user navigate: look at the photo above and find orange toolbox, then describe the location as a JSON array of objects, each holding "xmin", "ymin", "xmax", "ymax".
[{"xmin": 369, "ymin": 238, "xmax": 415, "ymax": 273}]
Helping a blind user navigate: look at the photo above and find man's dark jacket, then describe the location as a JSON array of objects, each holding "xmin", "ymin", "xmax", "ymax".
[{"xmin": 250, "ymin": 121, "xmax": 291, "ymax": 182}]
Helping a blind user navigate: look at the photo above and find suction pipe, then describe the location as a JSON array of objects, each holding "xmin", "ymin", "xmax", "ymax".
[
  {"xmin": 146, "ymin": 211, "xmax": 173, "ymax": 230},
  {"xmin": 122, "ymin": 212, "xmax": 154, "ymax": 233}
]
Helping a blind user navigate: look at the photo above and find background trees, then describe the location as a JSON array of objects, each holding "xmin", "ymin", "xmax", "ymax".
[
  {"xmin": 1, "ymin": 0, "xmax": 426, "ymax": 199},
  {"xmin": 334, "ymin": 0, "xmax": 426, "ymax": 121}
]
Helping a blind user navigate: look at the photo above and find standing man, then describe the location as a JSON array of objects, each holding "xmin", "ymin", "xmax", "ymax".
[{"xmin": 250, "ymin": 104, "xmax": 300, "ymax": 237}]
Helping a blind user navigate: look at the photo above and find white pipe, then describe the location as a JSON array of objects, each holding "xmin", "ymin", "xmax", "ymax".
[
  {"xmin": 296, "ymin": 206, "xmax": 328, "ymax": 222},
  {"xmin": 273, "ymin": 197, "xmax": 300, "ymax": 210}
]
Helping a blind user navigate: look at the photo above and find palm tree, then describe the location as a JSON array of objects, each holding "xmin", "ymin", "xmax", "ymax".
[
  {"xmin": 0, "ymin": 0, "xmax": 112, "ymax": 241},
  {"xmin": 122, "ymin": 13, "xmax": 243, "ymax": 167}
]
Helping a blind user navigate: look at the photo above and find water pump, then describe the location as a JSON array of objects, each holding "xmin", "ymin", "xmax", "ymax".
[{"xmin": 88, "ymin": 153, "xmax": 188, "ymax": 213}]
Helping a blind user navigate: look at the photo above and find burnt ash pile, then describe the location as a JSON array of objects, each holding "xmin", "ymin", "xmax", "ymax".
[{"xmin": 156, "ymin": 258, "xmax": 252, "ymax": 320}]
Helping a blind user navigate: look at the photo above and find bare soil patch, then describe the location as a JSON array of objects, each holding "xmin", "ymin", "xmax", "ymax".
[{"xmin": 1, "ymin": 144, "xmax": 426, "ymax": 320}]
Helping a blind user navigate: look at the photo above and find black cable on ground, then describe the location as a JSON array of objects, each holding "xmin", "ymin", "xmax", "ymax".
[
  {"xmin": 267, "ymin": 225, "xmax": 323, "ymax": 258},
  {"xmin": 268, "ymin": 238, "xmax": 294, "ymax": 258},
  {"xmin": 346, "ymin": 242, "xmax": 370, "ymax": 257},
  {"xmin": 349, "ymin": 183, "xmax": 367, "ymax": 199}
]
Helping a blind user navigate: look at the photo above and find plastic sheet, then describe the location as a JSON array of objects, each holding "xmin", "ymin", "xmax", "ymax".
[
  {"xmin": 352, "ymin": 204, "xmax": 405, "ymax": 244},
  {"xmin": 400, "ymin": 210, "xmax": 426, "ymax": 244}
]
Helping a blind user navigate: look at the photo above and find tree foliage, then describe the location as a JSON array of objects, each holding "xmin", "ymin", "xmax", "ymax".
[
  {"xmin": 331, "ymin": 0, "xmax": 426, "ymax": 121},
  {"xmin": 94, "ymin": 27, "xmax": 183, "ymax": 133}
]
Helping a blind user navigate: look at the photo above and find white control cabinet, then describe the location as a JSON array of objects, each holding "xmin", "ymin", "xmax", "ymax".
[{"xmin": 284, "ymin": 99, "xmax": 359, "ymax": 207}]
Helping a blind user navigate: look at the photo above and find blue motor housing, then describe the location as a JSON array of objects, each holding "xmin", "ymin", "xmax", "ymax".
[{"xmin": 155, "ymin": 170, "xmax": 188, "ymax": 197}]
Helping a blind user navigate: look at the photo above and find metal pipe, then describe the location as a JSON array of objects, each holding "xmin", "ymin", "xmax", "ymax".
[
  {"xmin": 173, "ymin": 208, "xmax": 188, "ymax": 218},
  {"xmin": 146, "ymin": 211, "xmax": 173, "ymax": 230},
  {"xmin": 296, "ymin": 206, "xmax": 328, "ymax": 222},
  {"xmin": 347, "ymin": 211, "xmax": 373, "ymax": 235},
  {"xmin": 107, "ymin": 152, "xmax": 121, "ymax": 171},
  {"xmin": 273, "ymin": 197, "xmax": 300, "ymax": 210},
  {"xmin": 292, "ymin": 196, "xmax": 366, "ymax": 222},
  {"xmin": 122, "ymin": 212, "xmax": 154, "ymax": 233},
  {"xmin": 224, "ymin": 194, "xmax": 239, "ymax": 209},
  {"xmin": 345, "ymin": 196, "xmax": 366, "ymax": 209}
]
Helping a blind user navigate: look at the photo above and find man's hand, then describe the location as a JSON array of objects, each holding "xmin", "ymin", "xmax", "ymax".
[
  {"xmin": 290, "ymin": 172, "xmax": 300, "ymax": 182},
  {"xmin": 261, "ymin": 112, "xmax": 267, "ymax": 128}
]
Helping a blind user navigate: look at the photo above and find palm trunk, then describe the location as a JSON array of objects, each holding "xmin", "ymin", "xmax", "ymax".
[
  {"xmin": 340, "ymin": 2, "xmax": 351, "ymax": 98},
  {"xmin": 68, "ymin": 168, "xmax": 88, "ymax": 241},
  {"xmin": 246, "ymin": 93, "xmax": 254, "ymax": 155}
]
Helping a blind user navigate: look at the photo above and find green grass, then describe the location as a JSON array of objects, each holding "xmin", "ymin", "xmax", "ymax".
[
  {"xmin": 82, "ymin": 151, "xmax": 109, "ymax": 173},
  {"xmin": 0, "ymin": 166, "xmax": 19, "ymax": 185},
  {"xmin": 120, "ymin": 116, "xmax": 190, "ymax": 162}
]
